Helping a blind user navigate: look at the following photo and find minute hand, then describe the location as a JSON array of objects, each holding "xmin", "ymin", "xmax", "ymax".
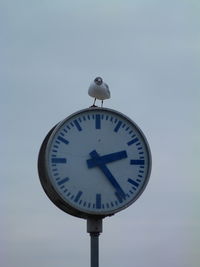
[
  {"xmin": 87, "ymin": 150, "xmax": 126, "ymax": 199},
  {"xmin": 87, "ymin": 150, "xmax": 127, "ymax": 168}
]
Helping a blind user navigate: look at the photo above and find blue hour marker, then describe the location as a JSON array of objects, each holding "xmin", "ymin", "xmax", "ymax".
[
  {"xmin": 127, "ymin": 138, "xmax": 139, "ymax": 146},
  {"xmin": 74, "ymin": 191, "xmax": 83, "ymax": 202},
  {"xmin": 128, "ymin": 178, "xmax": 139, "ymax": 187},
  {"xmin": 130, "ymin": 160, "xmax": 145, "ymax": 165},
  {"xmin": 74, "ymin": 119, "xmax": 82, "ymax": 131},
  {"xmin": 114, "ymin": 121, "xmax": 122, "ymax": 132},
  {"xmin": 96, "ymin": 194, "xmax": 101, "ymax": 209},
  {"xmin": 57, "ymin": 177, "xmax": 69, "ymax": 185},
  {"xmin": 57, "ymin": 136, "xmax": 69, "ymax": 145},
  {"xmin": 95, "ymin": 114, "xmax": 101, "ymax": 129},
  {"xmin": 52, "ymin": 158, "xmax": 67, "ymax": 164}
]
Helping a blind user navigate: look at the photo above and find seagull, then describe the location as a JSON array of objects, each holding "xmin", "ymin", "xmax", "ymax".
[{"xmin": 88, "ymin": 77, "xmax": 110, "ymax": 107}]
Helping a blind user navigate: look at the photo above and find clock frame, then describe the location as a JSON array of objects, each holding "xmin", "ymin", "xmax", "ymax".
[{"xmin": 38, "ymin": 108, "xmax": 151, "ymax": 219}]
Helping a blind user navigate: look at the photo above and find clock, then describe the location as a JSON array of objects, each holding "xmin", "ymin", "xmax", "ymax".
[{"xmin": 38, "ymin": 107, "xmax": 151, "ymax": 219}]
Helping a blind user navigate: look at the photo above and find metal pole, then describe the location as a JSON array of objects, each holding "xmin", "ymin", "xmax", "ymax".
[
  {"xmin": 90, "ymin": 232, "xmax": 100, "ymax": 267},
  {"xmin": 87, "ymin": 218, "xmax": 103, "ymax": 267}
]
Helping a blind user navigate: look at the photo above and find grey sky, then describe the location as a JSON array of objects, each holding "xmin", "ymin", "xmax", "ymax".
[{"xmin": 1, "ymin": 1, "xmax": 200, "ymax": 267}]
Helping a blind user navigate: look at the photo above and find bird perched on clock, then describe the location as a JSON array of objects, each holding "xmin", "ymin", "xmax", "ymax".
[{"xmin": 88, "ymin": 77, "xmax": 110, "ymax": 107}]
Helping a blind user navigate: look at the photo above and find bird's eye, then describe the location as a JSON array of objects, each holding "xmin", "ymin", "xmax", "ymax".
[{"xmin": 94, "ymin": 77, "xmax": 102, "ymax": 85}]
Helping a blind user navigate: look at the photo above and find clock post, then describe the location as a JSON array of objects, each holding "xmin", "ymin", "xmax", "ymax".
[{"xmin": 87, "ymin": 218, "xmax": 103, "ymax": 267}]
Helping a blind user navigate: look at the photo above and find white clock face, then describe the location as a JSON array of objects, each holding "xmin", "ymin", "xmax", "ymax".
[{"xmin": 43, "ymin": 108, "xmax": 151, "ymax": 217}]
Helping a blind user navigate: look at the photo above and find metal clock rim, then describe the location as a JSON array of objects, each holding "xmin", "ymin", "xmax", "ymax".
[{"xmin": 40, "ymin": 107, "xmax": 152, "ymax": 218}]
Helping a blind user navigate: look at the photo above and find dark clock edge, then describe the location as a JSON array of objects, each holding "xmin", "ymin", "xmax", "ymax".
[{"xmin": 37, "ymin": 124, "xmax": 107, "ymax": 220}]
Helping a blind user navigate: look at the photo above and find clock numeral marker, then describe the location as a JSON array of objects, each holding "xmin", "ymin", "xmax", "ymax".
[
  {"xmin": 114, "ymin": 121, "xmax": 122, "ymax": 132},
  {"xmin": 74, "ymin": 191, "xmax": 83, "ymax": 203},
  {"xmin": 127, "ymin": 138, "xmax": 139, "ymax": 146},
  {"xmin": 74, "ymin": 119, "xmax": 82, "ymax": 131},
  {"xmin": 51, "ymin": 158, "xmax": 67, "ymax": 164},
  {"xmin": 96, "ymin": 194, "xmax": 101, "ymax": 209},
  {"xmin": 128, "ymin": 178, "xmax": 139, "ymax": 187},
  {"xmin": 57, "ymin": 177, "xmax": 69, "ymax": 185},
  {"xmin": 57, "ymin": 136, "xmax": 69, "ymax": 145},
  {"xmin": 95, "ymin": 114, "xmax": 101, "ymax": 129},
  {"xmin": 130, "ymin": 160, "xmax": 145, "ymax": 165}
]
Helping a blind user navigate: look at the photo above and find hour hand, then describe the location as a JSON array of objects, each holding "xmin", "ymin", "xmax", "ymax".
[
  {"xmin": 87, "ymin": 150, "xmax": 126, "ymax": 199},
  {"xmin": 87, "ymin": 150, "xmax": 127, "ymax": 168}
]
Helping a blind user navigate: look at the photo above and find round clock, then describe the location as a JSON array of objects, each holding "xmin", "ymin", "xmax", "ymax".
[{"xmin": 38, "ymin": 108, "xmax": 151, "ymax": 219}]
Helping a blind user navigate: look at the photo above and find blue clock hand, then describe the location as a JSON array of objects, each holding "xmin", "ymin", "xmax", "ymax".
[
  {"xmin": 87, "ymin": 150, "xmax": 127, "ymax": 168},
  {"xmin": 88, "ymin": 150, "xmax": 126, "ymax": 199}
]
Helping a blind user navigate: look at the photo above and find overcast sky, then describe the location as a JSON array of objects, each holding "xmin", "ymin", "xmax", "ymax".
[{"xmin": 1, "ymin": 1, "xmax": 200, "ymax": 267}]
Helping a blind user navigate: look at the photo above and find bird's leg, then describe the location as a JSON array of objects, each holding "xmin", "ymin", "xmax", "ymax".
[
  {"xmin": 93, "ymin": 98, "xmax": 96, "ymax": 106},
  {"xmin": 101, "ymin": 100, "xmax": 103, "ymax": 107}
]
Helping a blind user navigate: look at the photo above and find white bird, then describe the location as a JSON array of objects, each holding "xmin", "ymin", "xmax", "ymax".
[{"xmin": 88, "ymin": 77, "xmax": 110, "ymax": 107}]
